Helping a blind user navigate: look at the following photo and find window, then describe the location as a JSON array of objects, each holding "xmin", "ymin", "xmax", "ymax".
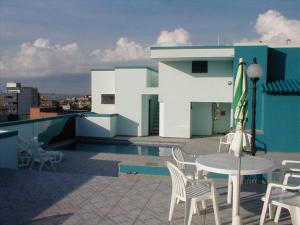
[
  {"xmin": 101, "ymin": 94, "xmax": 115, "ymax": 104},
  {"xmin": 192, "ymin": 61, "xmax": 208, "ymax": 73}
]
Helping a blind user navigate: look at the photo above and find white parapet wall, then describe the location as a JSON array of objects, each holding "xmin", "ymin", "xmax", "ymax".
[
  {"xmin": 76, "ymin": 113, "xmax": 118, "ymax": 138},
  {"xmin": 0, "ymin": 130, "xmax": 18, "ymax": 169}
]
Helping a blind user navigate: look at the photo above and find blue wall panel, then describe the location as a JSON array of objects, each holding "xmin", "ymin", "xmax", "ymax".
[
  {"xmin": 258, "ymin": 95, "xmax": 300, "ymax": 152},
  {"xmin": 234, "ymin": 45, "xmax": 300, "ymax": 152},
  {"xmin": 234, "ymin": 45, "xmax": 268, "ymax": 131}
]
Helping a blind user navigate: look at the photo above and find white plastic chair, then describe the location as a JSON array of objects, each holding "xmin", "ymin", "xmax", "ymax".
[
  {"xmin": 29, "ymin": 139, "xmax": 57, "ymax": 172},
  {"xmin": 218, "ymin": 132, "xmax": 235, "ymax": 152},
  {"xmin": 172, "ymin": 147, "xmax": 199, "ymax": 179},
  {"xmin": 270, "ymin": 163, "xmax": 300, "ymax": 223},
  {"xmin": 260, "ymin": 173, "xmax": 300, "ymax": 225},
  {"xmin": 31, "ymin": 137, "xmax": 64, "ymax": 163},
  {"xmin": 219, "ymin": 132, "xmax": 252, "ymax": 153},
  {"xmin": 279, "ymin": 160, "xmax": 300, "ymax": 183},
  {"xmin": 166, "ymin": 161, "xmax": 220, "ymax": 225},
  {"xmin": 17, "ymin": 136, "xmax": 33, "ymax": 167}
]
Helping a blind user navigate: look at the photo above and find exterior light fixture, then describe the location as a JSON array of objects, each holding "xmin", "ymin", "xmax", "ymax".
[{"xmin": 247, "ymin": 57, "xmax": 263, "ymax": 156}]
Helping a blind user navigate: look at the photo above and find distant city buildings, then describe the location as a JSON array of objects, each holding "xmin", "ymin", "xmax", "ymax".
[
  {"xmin": 0, "ymin": 82, "xmax": 39, "ymax": 121},
  {"xmin": 0, "ymin": 82, "xmax": 91, "ymax": 121}
]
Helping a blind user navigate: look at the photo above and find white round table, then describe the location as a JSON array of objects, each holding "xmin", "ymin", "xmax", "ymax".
[{"xmin": 196, "ymin": 153, "xmax": 275, "ymax": 225}]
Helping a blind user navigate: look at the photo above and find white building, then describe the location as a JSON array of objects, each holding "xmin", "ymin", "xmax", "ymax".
[
  {"xmin": 90, "ymin": 67, "xmax": 159, "ymax": 137},
  {"xmin": 151, "ymin": 46, "xmax": 233, "ymax": 138},
  {"xmin": 88, "ymin": 46, "xmax": 234, "ymax": 138}
]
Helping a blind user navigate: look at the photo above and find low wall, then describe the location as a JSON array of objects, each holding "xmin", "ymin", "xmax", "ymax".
[
  {"xmin": 76, "ymin": 113, "xmax": 118, "ymax": 138},
  {"xmin": 0, "ymin": 114, "xmax": 77, "ymax": 147},
  {"xmin": 0, "ymin": 130, "xmax": 18, "ymax": 168}
]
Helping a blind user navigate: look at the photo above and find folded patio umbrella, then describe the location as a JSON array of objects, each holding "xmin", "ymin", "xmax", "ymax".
[
  {"xmin": 232, "ymin": 57, "xmax": 248, "ymax": 155},
  {"xmin": 230, "ymin": 58, "xmax": 248, "ymax": 224}
]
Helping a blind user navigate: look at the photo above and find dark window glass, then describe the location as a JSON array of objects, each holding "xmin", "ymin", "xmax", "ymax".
[
  {"xmin": 101, "ymin": 94, "xmax": 115, "ymax": 104},
  {"xmin": 192, "ymin": 61, "xmax": 208, "ymax": 73}
]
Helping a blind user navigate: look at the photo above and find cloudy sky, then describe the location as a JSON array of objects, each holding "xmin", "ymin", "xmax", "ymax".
[{"xmin": 0, "ymin": 0, "xmax": 299, "ymax": 95}]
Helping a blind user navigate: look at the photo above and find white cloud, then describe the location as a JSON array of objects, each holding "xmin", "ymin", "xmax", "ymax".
[
  {"xmin": 0, "ymin": 30, "xmax": 192, "ymax": 77},
  {"xmin": 0, "ymin": 38, "xmax": 86, "ymax": 76},
  {"xmin": 156, "ymin": 28, "xmax": 191, "ymax": 45},
  {"xmin": 91, "ymin": 37, "xmax": 149, "ymax": 62},
  {"xmin": 240, "ymin": 10, "xmax": 300, "ymax": 44}
]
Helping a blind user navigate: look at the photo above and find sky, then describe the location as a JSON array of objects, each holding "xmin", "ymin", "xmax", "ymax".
[{"xmin": 0, "ymin": 0, "xmax": 299, "ymax": 95}]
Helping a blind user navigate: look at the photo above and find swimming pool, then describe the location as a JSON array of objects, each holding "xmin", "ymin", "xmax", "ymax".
[{"xmin": 65, "ymin": 142, "xmax": 173, "ymax": 157}]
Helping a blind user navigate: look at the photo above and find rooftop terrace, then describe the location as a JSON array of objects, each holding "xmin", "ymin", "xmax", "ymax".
[{"xmin": 0, "ymin": 115, "xmax": 299, "ymax": 225}]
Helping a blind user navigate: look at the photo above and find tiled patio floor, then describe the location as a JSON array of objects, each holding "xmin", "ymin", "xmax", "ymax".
[{"xmin": 0, "ymin": 167, "xmax": 293, "ymax": 225}]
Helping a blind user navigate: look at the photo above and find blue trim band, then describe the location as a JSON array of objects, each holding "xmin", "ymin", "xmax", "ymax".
[
  {"xmin": 91, "ymin": 66, "xmax": 158, "ymax": 73},
  {"xmin": 150, "ymin": 45, "xmax": 233, "ymax": 50},
  {"xmin": 82, "ymin": 112, "xmax": 118, "ymax": 118},
  {"xmin": 0, "ymin": 113, "xmax": 78, "ymax": 128},
  {"xmin": 0, "ymin": 131, "xmax": 18, "ymax": 139},
  {"xmin": 90, "ymin": 69, "xmax": 114, "ymax": 71},
  {"xmin": 0, "ymin": 112, "xmax": 118, "ymax": 128}
]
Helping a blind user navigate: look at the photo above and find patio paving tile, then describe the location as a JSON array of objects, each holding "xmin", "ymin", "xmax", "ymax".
[{"xmin": 0, "ymin": 163, "xmax": 294, "ymax": 225}]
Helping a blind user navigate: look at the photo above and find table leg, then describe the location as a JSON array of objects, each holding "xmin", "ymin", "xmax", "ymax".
[
  {"xmin": 267, "ymin": 171, "xmax": 273, "ymax": 183},
  {"xmin": 227, "ymin": 175, "xmax": 232, "ymax": 204},
  {"xmin": 231, "ymin": 174, "xmax": 242, "ymax": 225}
]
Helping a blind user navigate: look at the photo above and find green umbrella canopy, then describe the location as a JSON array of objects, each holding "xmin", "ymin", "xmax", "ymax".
[{"xmin": 233, "ymin": 58, "xmax": 248, "ymax": 127}]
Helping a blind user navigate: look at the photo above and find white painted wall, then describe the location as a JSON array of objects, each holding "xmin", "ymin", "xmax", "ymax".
[
  {"xmin": 76, "ymin": 116, "xmax": 117, "ymax": 138},
  {"xmin": 159, "ymin": 102, "xmax": 165, "ymax": 137},
  {"xmin": 151, "ymin": 47, "xmax": 234, "ymax": 60},
  {"xmin": 91, "ymin": 68, "xmax": 158, "ymax": 137},
  {"xmin": 91, "ymin": 70, "xmax": 116, "ymax": 113},
  {"xmin": 90, "ymin": 56, "xmax": 233, "ymax": 139},
  {"xmin": 158, "ymin": 60, "xmax": 233, "ymax": 138},
  {"xmin": 115, "ymin": 68, "xmax": 148, "ymax": 136}
]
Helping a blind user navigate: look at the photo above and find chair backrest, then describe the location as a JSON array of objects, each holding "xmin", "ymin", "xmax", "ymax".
[
  {"xmin": 29, "ymin": 138, "xmax": 41, "ymax": 159},
  {"xmin": 226, "ymin": 133, "xmax": 235, "ymax": 143},
  {"xmin": 17, "ymin": 136, "xmax": 31, "ymax": 152},
  {"xmin": 172, "ymin": 147, "xmax": 186, "ymax": 169},
  {"xmin": 166, "ymin": 161, "xmax": 187, "ymax": 200},
  {"xmin": 283, "ymin": 173, "xmax": 300, "ymax": 190},
  {"xmin": 243, "ymin": 133, "xmax": 252, "ymax": 151}
]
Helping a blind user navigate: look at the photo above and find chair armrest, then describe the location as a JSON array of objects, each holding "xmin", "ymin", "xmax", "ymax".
[
  {"xmin": 282, "ymin": 160, "xmax": 300, "ymax": 173},
  {"xmin": 263, "ymin": 182, "xmax": 300, "ymax": 205},
  {"xmin": 282, "ymin": 160, "xmax": 300, "ymax": 165},
  {"xmin": 188, "ymin": 178, "xmax": 213, "ymax": 186},
  {"xmin": 268, "ymin": 183, "xmax": 300, "ymax": 191},
  {"xmin": 178, "ymin": 160, "xmax": 197, "ymax": 167},
  {"xmin": 283, "ymin": 173, "xmax": 300, "ymax": 186},
  {"xmin": 220, "ymin": 136, "xmax": 227, "ymax": 143},
  {"xmin": 185, "ymin": 154, "xmax": 198, "ymax": 162}
]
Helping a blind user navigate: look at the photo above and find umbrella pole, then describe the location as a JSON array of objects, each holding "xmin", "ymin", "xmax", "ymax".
[
  {"xmin": 233, "ymin": 155, "xmax": 242, "ymax": 225},
  {"xmin": 237, "ymin": 155, "xmax": 241, "ymax": 215}
]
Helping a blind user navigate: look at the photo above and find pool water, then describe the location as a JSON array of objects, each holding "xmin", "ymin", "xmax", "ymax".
[{"xmin": 65, "ymin": 142, "xmax": 172, "ymax": 157}]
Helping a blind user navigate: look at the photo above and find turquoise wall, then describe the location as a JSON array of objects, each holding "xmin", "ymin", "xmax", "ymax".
[
  {"xmin": 0, "ymin": 114, "xmax": 76, "ymax": 147},
  {"xmin": 259, "ymin": 95, "xmax": 300, "ymax": 151},
  {"xmin": 267, "ymin": 47, "xmax": 300, "ymax": 81},
  {"xmin": 234, "ymin": 45, "xmax": 300, "ymax": 152},
  {"xmin": 234, "ymin": 45, "xmax": 268, "ymax": 132}
]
